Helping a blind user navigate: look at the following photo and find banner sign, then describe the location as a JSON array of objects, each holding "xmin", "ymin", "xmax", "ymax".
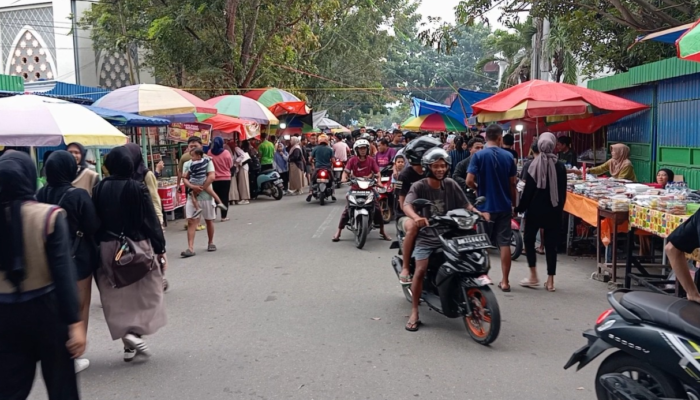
[{"xmin": 168, "ymin": 122, "xmax": 212, "ymax": 145}]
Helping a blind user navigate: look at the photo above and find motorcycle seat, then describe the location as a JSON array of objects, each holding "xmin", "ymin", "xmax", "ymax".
[{"xmin": 620, "ymin": 291, "xmax": 700, "ymax": 338}]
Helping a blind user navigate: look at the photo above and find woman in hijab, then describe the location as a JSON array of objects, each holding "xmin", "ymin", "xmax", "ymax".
[
  {"xmin": 515, "ymin": 133, "xmax": 567, "ymax": 292},
  {"xmin": 0, "ymin": 151, "xmax": 85, "ymax": 398},
  {"xmin": 93, "ymin": 146, "xmax": 167, "ymax": 362},
  {"xmin": 208, "ymin": 137, "xmax": 233, "ymax": 220},
  {"xmin": 273, "ymin": 141, "xmax": 290, "ymax": 193},
  {"xmin": 124, "ymin": 143, "xmax": 164, "ymax": 226},
  {"xmin": 67, "ymin": 142, "xmax": 100, "ymax": 194},
  {"xmin": 37, "ymin": 150, "xmax": 100, "ymax": 373},
  {"xmin": 577, "ymin": 143, "xmax": 637, "ymax": 181},
  {"xmin": 288, "ymin": 136, "xmax": 306, "ymax": 195},
  {"xmin": 230, "ymin": 139, "xmax": 252, "ymax": 205}
]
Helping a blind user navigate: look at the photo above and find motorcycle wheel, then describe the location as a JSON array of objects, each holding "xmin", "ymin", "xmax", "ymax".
[
  {"xmin": 320, "ymin": 195, "xmax": 325, "ymax": 206},
  {"xmin": 355, "ymin": 214, "xmax": 369, "ymax": 249},
  {"xmin": 271, "ymin": 185, "xmax": 283, "ymax": 200},
  {"xmin": 510, "ymin": 229, "xmax": 523, "ymax": 260},
  {"xmin": 381, "ymin": 199, "xmax": 392, "ymax": 224},
  {"xmin": 595, "ymin": 352, "xmax": 686, "ymax": 400},
  {"xmin": 463, "ymin": 285, "xmax": 500, "ymax": 345}
]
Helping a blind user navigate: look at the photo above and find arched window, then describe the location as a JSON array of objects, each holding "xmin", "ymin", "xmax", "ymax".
[{"xmin": 5, "ymin": 26, "xmax": 56, "ymax": 82}]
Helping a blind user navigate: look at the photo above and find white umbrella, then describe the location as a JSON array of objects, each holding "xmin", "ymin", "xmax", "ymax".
[
  {"xmin": 0, "ymin": 95, "xmax": 128, "ymax": 147},
  {"xmin": 317, "ymin": 117, "xmax": 344, "ymax": 130}
]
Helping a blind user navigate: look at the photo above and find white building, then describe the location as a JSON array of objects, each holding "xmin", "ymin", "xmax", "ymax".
[{"xmin": 0, "ymin": 0, "xmax": 153, "ymax": 89}]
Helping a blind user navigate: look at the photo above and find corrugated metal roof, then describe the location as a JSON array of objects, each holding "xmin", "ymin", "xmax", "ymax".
[
  {"xmin": 24, "ymin": 81, "xmax": 110, "ymax": 102},
  {"xmin": 587, "ymin": 58, "xmax": 700, "ymax": 92},
  {"xmin": 609, "ymin": 86, "xmax": 655, "ymax": 106},
  {"xmin": 0, "ymin": 74, "xmax": 23, "ymax": 92}
]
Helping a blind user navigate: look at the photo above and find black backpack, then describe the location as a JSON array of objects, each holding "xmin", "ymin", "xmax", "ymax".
[{"xmin": 245, "ymin": 154, "xmax": 261, "ymax": 172}]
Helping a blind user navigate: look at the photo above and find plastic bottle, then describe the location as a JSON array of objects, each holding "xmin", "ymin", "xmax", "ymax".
[{"xmin": 581, "ymin": 163, "xmax": 587, "ymax": 181}]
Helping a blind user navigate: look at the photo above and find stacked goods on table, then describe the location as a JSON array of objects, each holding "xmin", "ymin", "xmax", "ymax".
[{"xmin": 157, "ymin": 177, "xmax": 178, "ymax": 188}]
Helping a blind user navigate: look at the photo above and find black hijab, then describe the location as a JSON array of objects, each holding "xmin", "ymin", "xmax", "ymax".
[
  {"xmin": 124, "ymin": 143, "xmax": 148, "ymax": 182},
  {"xmin": 100, "ymin": 146, "xmax": 146, "ymax": 230},
  {"xmin": 38, "ymin": 150, "xmax": 78, "ymax": 205},
  {"xmin": 67, "ymin": 142, "xmax": 88, "ymax": 171},
  {"xmin": 0, "ymin": 151, "xmax": 38, "ymax": 291}
]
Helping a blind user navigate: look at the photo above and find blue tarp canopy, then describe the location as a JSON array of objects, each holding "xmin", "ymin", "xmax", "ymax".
[
  {"xmin": 412, "ymin": 89, "xmax": 493, "ymax": 124},
  {"xmin": 636, "ymin": 22, "xmax": 694, "ymax": 44},
  {"xmin": 84, "ymin": 105, "xmax": 171, "ymax": 127},
  {"xmin": 25, "ymin": 81, "xmax": 111, "ymax": 102}
]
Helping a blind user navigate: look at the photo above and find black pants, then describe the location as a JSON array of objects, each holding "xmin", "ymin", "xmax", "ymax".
[
  {"xmin": 524, "ymin": 214, "xmax": 561, "ymax": 276},
  {"xmin": 280, "ymin": 171, "xmax": 289, "ymax": 191},
  {"xmin": 0, "ymin": 293, "xmax": 79, "ymax": 400},
  {"xmin": 261, "ymin": 164, "xmax": 273, "ymax": 172},
  {"xmin": 212, "ymin": 180, "xmax": 231, "ymax": 218}
]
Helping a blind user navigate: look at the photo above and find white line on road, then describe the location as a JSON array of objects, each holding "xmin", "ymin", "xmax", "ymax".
[{"xmin": 312, "ymin": 207, "xmax": 339, "ymax": 239}]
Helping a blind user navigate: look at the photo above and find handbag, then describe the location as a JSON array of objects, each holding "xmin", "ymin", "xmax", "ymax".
[{"xmin": 100, "ymin": 230, "xmax": 157, "ymax": 288}]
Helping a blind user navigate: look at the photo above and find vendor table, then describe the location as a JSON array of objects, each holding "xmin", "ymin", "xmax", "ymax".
[{"xmin": 158, "ymin": 184, "xmax": 187, "ymax": 221}]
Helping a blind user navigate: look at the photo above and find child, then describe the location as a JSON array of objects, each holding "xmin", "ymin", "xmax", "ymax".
[{"xmin": 185, "ymin": 148, "xmax": 227, "ymax": 218}]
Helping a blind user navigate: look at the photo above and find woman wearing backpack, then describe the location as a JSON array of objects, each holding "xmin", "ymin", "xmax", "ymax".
[{"xmin": 37, "ymin": 150, "xmax": 100, "ymax": 373}]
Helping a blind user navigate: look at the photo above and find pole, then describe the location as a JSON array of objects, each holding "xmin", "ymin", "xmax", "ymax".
[
  {"xmin": 593, "ymin": 129, "xmax": 597, "ymax": 166},
  {"xmin": 140, "ymin": 127, "xmax": 147, "ymax": 164},
  {"xmin": 95, "ymin": 148, "xmax": 103, "ymax": 179}
]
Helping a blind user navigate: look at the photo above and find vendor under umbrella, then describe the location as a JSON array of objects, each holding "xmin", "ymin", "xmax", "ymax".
[{"xmin": 573, "ymin": 143, "xmax": 636, "ymax": 182}]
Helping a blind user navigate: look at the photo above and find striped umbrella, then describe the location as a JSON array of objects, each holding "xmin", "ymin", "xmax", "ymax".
[
  {"xmin": 401, "ymin": 113, "xmax": 466, "ymax": 132},
  {"xmin": 243, "ymin": 88, "xmax": 310, "ymax": 116},
  {"xmin": 677, "ymin": 18, "xmax": 700, "ymax": 62},
  {"xmin": 93, "ymin": 84, "xmax": 216, "ymax": 122},
  {"xmin": 206, "ymin": 95, "xmax": 279, "ymax": 125}
]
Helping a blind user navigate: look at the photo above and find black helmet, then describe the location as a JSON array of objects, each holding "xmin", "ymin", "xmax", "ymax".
[
  {"xmin": 404, "ymin": 136, "xmax": 442, "ymax": 166},
  {"xmin": 421, "ymin": 148, "xmax": 452, "ymax": 180}
]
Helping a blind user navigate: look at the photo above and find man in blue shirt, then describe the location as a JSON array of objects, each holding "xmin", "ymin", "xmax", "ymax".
[{"xmin": 467, "ymin": 124, "xmax": 518, "ymax": 292}]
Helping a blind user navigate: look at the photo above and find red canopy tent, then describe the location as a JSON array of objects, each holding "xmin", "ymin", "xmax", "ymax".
[{"xmin": 471, "ymin": 80, "xmax": 649, "ymax": 133}]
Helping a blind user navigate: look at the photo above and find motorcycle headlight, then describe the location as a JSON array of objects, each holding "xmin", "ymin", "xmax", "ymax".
[
  {"xmin": 347, "ymin": 195, "xmax": 357, "ymax": 204},
  {"xmin": 366, "ymin": 193, "xmax": 374, "ymax": 203},
  {"xmin": 453, "ymin": 216, "xmax": 477, "ymax": 230}
]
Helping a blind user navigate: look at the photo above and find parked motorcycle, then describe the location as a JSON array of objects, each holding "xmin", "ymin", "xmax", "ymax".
[
  {"xmin": 251, "ymin": 169, "xmax": 284, "ymax": 200},
  {"xmin": 344, "ymin": 177, "xmax": 378, "ymax": 249},
  {"xmin": 378, "ymin": 164, "xmax": 394, "ymax": 224},
  {"xmin": 310, "ymin": 168, "xmax": 335, "ymax": 206},
  {"xmin": 564, "ymin": 289, "xmax": 700, "ymax": 399},
  {"xmin": 333, "ymin": 160, "xmax": 344, "ymax": 188},
  {"xmin": 599, "ymin": 374, "xmax": 661, "ymax": 400},
  {"xmin": 390, "ymin": 198, "xmax": 501, "ymax": 345}
]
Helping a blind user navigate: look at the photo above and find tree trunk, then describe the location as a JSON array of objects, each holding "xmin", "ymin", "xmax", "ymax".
[
  {"xmin": 240, "ymin": 0, "xmax": 261, "ymax": 67},
  {"xmin": 225, "ymin": 0, "xmax": 240, "ymax": 46}
]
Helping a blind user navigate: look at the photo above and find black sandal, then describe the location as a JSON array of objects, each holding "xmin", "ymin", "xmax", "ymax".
[
  {"xmin": 405, "ymin": 320, "xmax": 422, "ymax": 332},
  {"xmin": 331, "ymin": 236, "xmax": 340, "ymax": 242}
]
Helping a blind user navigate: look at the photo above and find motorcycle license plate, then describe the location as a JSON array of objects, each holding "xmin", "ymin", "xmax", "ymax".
[
  {"xmin": 333, "ymin": 168, "xmax": 343, "ymax": 172},
  {"xmin": 381, "ymin": 177, "xmax": 390, "ymax": 182},
  {"xmin": 274, "ymin": 179, "xmax": 283, "ymax": 184},
  {"xmin": 454, "ymin": 233, "xmax": 491, "ymax": 250},
  {"xmin": 352, "ymin": 191, "xmax": 372, "ymax": 195}
]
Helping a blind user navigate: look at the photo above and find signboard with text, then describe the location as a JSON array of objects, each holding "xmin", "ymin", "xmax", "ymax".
[{"xmin": 168, "ymin": 122, "xmax": 212, "ymax": 145}]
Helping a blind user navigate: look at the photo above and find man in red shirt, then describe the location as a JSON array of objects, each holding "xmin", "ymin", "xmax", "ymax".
[{"xmin": 331, "ymin": 139, "xmax": 390, "ymax": 242}]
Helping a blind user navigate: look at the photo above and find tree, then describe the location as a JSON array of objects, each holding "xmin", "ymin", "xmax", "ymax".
[
  {"xmin": 477, "ymin": 18, "xmax": 536, "ymax": 89},
  {"xmin": 451, "ymin": 0, "xmax": 696, "ymax": 75},
  {"xmin": 544, "ymin": 19, "xmax": 577, "ymax": 84}
]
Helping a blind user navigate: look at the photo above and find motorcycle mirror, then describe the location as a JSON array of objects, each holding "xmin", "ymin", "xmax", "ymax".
[{"xmin": 474, "ymin": 196, "xmax": 486, "ymax": 206}]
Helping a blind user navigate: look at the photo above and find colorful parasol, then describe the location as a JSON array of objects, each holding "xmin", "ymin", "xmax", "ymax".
[
  {"xmin": 206, "ymin": 95, "xmax": 279, "ymax": 125},
  {"xmin": 676, "ymin": 18, "xmax": 700, "ymax": 62},
  {"xmin": 471, "ymin": 80, "xmax": 648, "ymax": 133},
  {"xmin": 243, "ymin": 88, "xmax": 310, "ymax": 116},
  {"xmin": 401, "ymin": 113, "xmax": 466, "ymax": 132},
  {"xmin": 93, "ymin": 84, "xmax": 217, "ymax": 122},
  {"xmin": 0, "ymin": 95, "xmax": 127, "ymax": 147}
]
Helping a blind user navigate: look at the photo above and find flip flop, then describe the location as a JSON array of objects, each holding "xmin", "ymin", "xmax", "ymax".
[
  {"xmin": 405, "ymin": 320, "xmax": 421, "ymax": 332},
  {"xmin": 399, "ymin": 275, "xmax": 413, "ymax": 286},
  {"xmin": 498, "ymin": 282, "xmax": 511, "ymax": 292},
  {"xmin": 207, "ymin": 244, "xmax": 217, "ymax": 252},
  {"xmin": 519, "ymin": 278, "xmax": 540, "ymax": 288},
  {"xmin": 380, "ymin": 233, "xmax": 392, "ymax": 241},
  {"xmin": 331, "ymin": 236, "xmax": 340, "ymax": 242},
  {"xmin": 535, "ymin": 248, "xmax": 545, "ymax": 255},
  {"xmin": 180, "ymin": 249, "xmax": 195, "ymax": 258}
]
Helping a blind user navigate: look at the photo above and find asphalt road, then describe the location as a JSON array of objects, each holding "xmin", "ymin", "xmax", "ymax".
[{"xmin": 30, "ymin": 189, "xmax": 611, "ymax": 400}]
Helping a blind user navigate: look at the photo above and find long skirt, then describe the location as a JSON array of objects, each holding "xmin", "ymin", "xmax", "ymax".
[
  {"xmin": 289, "ymin": 163, "xmax": 305, "ymax": 192},
  {"xmin": 96, "ymin": 266, "xmax": 167, "ymax": 340},
  {"xmin": 229, "ymin": 169, "xmax": 250, "ymax": 201}
]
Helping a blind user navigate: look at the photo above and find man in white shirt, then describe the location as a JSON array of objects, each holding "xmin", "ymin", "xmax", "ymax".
[{"xmin": 332, "ymin": 136, "xmax": 351, "ymax": 162}]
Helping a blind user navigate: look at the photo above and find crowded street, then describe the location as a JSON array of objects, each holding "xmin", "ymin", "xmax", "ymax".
[{"xmin": 26, "ymin": 194, "xmax": 607, "ymax": 400}]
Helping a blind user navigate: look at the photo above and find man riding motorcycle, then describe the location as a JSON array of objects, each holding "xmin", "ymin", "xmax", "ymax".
[
  {"xmin": 332, "ymin": 139, "xmax": 390, "ymax": 242},
  {"xmin": 402, "ymin": 148, "xmax": 485, "ymax": 332},
  {"xmin": 395, "ymin": 136, "xmax": 442, "ymax": 286},
  {"xmin": 307, "ymin": 134, "xmax": 336, "ymax": 202}
]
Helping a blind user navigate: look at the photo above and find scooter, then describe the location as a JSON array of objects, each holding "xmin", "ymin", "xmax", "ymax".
[
  {"xmin": 333, "ymin": 160, "xmax": 344, "ymax": 188},
  {"xmin": 310, "ymin": 168, "xmax": 335, "ymax": 206},
  {"xmin": 599, "ymin": 374, "xmax": 662, "ymax": 400},
  {"xmin": 378, "ymin": 164, "xmax": 394, "ymax": 224},
  {"xmin": 390, "ymin": 198, "xmax": 501, "ymax": 345},
  {"xmin": 345, "ymin": 177, "xmax": 378, "ymax": 249},
  {"xmin": 251, "ymin": 169, "xmax": 284, "ymax": 200},
  {"xmin": 564, "ymin": 289, "xmax": 700, "ymax": 399}
]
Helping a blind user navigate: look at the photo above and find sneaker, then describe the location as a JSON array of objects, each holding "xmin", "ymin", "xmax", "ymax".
[
  {"xmin": 306, "ymin": 194, "xmax": 312, "ymax": 203},
  {"xmin": 239, "ymin": 200, "xmax": 250, "ymax": 205},
  {"xmin": 75, "ymin": 358, "xmax": 90, "ymax": 373},
  {"xmin": 216, "ymin": 203, "xmax": 228, "ymax": 211},
  {"xmin": 196, "ymin": 224, "xmax": 206, "ymax": 231},
  {"xmin": 123, "ymin": 348, "xmax": 136, "ymax": 362},
  {"xmin": 192, "ymin": 208, "xmax": 203, "ymax": 218},
  {"xmin": 123, "ymin": 333, "xmax": 151, "ymax": 357}
]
